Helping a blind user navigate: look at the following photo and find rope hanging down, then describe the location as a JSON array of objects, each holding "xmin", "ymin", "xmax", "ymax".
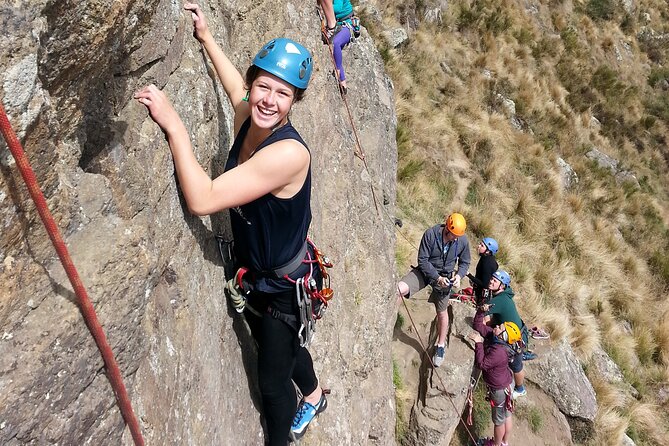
[
  {"xmin": 0, "ymin": 104, "xmax": 145, "ymax": 446},
  {"xmin": 317, "ymin": 6, "xmax": 380, "ymax": 214},
  {"xmin": 315, "ymin": 11, "xmax": 478, "ymax": 441}
]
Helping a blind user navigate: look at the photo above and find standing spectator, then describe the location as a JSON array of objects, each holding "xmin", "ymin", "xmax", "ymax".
[{"xmin": 397, "ymin": 213, "xmax": 471, "ymax": 366}]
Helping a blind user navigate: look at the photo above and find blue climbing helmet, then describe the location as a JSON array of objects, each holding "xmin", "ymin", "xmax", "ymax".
[
  {"xmin": 252, "ymin": 38, "xmax": 313, "ymax": 90},
  {"xmin": 492, "ymin": 270, "xmax": 511, "ymax": 287},
  {"xmin": 482, "ymin": 237, "xmax": 499, "ymax": 255}
]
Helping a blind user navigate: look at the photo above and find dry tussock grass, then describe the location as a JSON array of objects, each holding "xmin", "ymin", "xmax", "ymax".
[
  {"xmin": 594, "ymin": 407, "xmax": 628, "ymax": 444},
  {"xmin": 570, "ymin": 313, "xmax": 601, "ymax": 358}
]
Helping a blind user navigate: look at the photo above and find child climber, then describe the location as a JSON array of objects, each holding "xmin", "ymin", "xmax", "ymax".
[
  {"xmin": 469, "ymin": 307, "xmax": 521, "ymax": 446},
  {"xmin": 317, "ymin": 0, "xmax": 358, "ymax": 95}
]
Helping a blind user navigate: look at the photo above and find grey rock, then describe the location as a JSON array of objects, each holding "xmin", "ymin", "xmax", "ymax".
[
  {"xmin": 586, "ymin": 147, "xmax": 618, "ymax": 173},
  {"xmin": 642, "ymin": 12, "xmax": 651, "ymax": 24},
  {"xmin": 481, "ymin": 69, "xmax": 493, "ymax": 79},
  {"xmin": 404, "ymin": 303, "xmax": 475, "ymax": 446},
  {"xmin": 439, "ymin": 61, "xmax": 452, "ymax": 74},
  {"xmin": 615, "ymin": 170, "xmax": 640, "ymax": 188},
  {"xmin": 659, "ymin": 79, "xmax": 669, "ymax": 90},
  {"xmin": 0, "ymin": 1, "xmax": 398, "ymax": 445},
  {"xmin": 591, "ymin": 348, "xmax": 625, "ymax": 383},
  {"xmin": 424, "ymin": 8, "xmax": 442, "ymax": 24},
  {"xmin": 623, "ymin": 433, "xmax": 636, "ymax": 446},
  {"xmin": 525, "ymin": 340, "xmax": 598, "ymax": 442},
  {"xmin": 657, "ymin": 384, "xmax": 669, "ymax": 404},
  {"xmin": 557, "ymin": 157, "xmax": 579, "ymax": 190},
  {"xmin": 383, "ymin": 27, "xmax": 409, "ymax": 48},
  {"xmin": 496, "ymin": 94, "xmax": 516, "ymax": 116},
  {"xmin": 590, "ymin": 116, "xmax": 602, "ymax": 130},
  {"xmin": 621, "ymin": 0, "xmax": 634, "ymax": 14}
]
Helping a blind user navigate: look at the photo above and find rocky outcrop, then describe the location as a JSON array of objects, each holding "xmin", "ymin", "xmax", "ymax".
[
  {"xmin": 525, "ymin": 340, "xmax": 598, "ymax": 442},
  {"xmin": 404, "ymin": 303, "xmax": 475, "ymax": 446},
  {"xmin": 557, "ymin": 157, "xmax": 579, "ymax": 190},
  {"xmin": 586, "ymin": 147, "xmax": 640, "ymax": 188},
  {"xmin": 0, "ymin": 1, "xmax": 397, "ymax": 445}
]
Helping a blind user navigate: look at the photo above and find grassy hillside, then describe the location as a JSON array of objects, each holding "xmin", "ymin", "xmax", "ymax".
[{"xmin": 364, "ymin": 0, "xmax": 669, "ymax": 443}]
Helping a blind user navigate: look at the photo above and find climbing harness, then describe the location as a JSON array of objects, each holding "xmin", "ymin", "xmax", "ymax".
[
  {"xmin": 0, "ymin": 105, "xmax": 145, "ymax": 445},
  {"xmin": 221, "ymin": 237, "xmax": 334, "ymax": 347},
  {"xmin": 485, "ymin": 384, "xmax": 515, "ymax": 413},
  {"xmin": 289, "ymin": 240, "xmax": 334, "ymax": 347}
]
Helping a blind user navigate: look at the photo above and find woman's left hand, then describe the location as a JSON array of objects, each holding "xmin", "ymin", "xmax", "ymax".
[{"xmin": 134, "ymin": 84, "xmax": 183, "ymax": 133}]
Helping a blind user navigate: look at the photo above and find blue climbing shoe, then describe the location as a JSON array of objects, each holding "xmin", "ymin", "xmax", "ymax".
[
  {"xmin": 522, "ymin": 351, "xmax": 538, "ymax": 361},
  {"xmin": 290, "ymin": 393, "xmax": 328, "ymax": 440}
]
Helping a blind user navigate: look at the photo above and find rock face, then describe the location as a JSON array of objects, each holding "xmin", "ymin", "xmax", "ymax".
[
  {"xmin": 0, "ymin": 1, "xmax": 397, "ymax": 445},
  {"xmin": 525, "ymin": 340, "xmax": 598, "ymax": 442},
  {"xmin": 404, "ymin": 303, "xmax": 475, "ymax": 446}
]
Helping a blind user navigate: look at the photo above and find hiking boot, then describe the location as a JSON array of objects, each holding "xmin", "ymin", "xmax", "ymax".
[
  {"xmin": 512, "ymin": 387, "xmax": 527, "ymax": 399},
  {"xmin": 290, "ymin": 393, "xmax": 328, "ymax": 440},
  {"xmin": 433, "ymin": 345, "xmax": 445, "ymax": 367}
]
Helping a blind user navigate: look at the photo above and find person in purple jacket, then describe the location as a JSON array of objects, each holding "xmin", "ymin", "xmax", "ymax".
[{"xmin": 469, "ymin": 309, "xmax": 521, "ymax": 446}]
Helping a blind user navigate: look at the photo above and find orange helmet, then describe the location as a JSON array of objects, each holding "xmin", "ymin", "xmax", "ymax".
[{"xmin": 445, "ymin": 213, "xmax": 466, "ymax": 236}]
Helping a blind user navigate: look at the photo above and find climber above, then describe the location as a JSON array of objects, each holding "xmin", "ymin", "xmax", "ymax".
[
  {"xmin": 135, "ymin": 3, "xmax": 325, "ymax": 444},
  {"xmin": 397, "ymin": 213, "xmax": 471, "ymax": 367},
  {"xmin": 317, "ymin": 0, "xmax": 360, "ymax": 95}
]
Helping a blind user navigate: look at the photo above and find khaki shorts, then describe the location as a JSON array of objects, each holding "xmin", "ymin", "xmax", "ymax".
[
  {"xmin": 400, "ymin": 267, "xmax": 451, "ymax": 313},
  {"xmin": 490, "ymin": 386, "xmax": 514, "ymax": 425}
]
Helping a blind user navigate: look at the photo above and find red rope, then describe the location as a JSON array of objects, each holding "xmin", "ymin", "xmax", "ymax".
[{"xmin": 0, "ymin": 104, "xmax": 145, "ymax": 446}]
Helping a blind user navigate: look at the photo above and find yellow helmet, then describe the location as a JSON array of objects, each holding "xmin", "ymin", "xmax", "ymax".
[
  {"xmin": 446, "ymin": 213, "xmax": 466, "ymax": 236},
  {"xmin": 502, "ymin": 322, "xmax": 521, "ymax": 345}
]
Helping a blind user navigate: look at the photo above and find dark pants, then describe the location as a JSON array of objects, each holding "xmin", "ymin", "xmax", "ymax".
[{"xmin": 245, "ymin": 290, "xmax": 319, "ymax": 446}]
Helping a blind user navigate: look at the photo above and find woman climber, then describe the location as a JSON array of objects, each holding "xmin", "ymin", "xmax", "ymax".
[
  {"xmin": 318, "ymin": 0, "xmax": 359, "ymax": 95},
  {"xmin": 135, "ymin": 4, "xmax": 326, "ymax": 444}
]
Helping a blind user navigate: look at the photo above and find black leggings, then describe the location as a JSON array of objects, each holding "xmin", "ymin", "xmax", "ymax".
[{"xmin": 245, "ymin": 290, "xmax": 319, "ymax": 446}]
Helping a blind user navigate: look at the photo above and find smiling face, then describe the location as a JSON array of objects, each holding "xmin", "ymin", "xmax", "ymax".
[{"xmin": 247, "ymin": 71, "xmax": 296, "ymax": 129}]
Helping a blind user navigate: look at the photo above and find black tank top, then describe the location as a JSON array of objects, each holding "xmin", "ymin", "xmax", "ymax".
[{"xmin": 224, "ymin": 118, "xmax": 312, "ymax": 292}]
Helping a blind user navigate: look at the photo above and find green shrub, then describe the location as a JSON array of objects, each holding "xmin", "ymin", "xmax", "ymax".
[
  {"xmin": 585, "ymin": 0, "xmax": 616, "ymax": 21},
  {"xmin": 398, "ymin": 159, "xmax": 424, "ymax": 182},
  {"xmin": 560, "ymin": 27, "xmax": 580, "ymax": 53}
]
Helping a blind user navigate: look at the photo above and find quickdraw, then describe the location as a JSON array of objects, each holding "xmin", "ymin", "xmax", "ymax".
[{"xmin": 289, "ymin": 238, "xmax": 334, "ymax": 347}]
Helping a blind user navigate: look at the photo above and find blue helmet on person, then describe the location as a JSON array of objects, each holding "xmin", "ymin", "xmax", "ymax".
[
  {"xmin": 252, "ymin": 38, "xmax": 313, "ymax": 90},
  {"xmin": 482, "ymin": 237, "xmax": 499, "ymax": 255},
  {"xmin": 492, "ymin": 270, "xmax": 511, "ymax": 287}
]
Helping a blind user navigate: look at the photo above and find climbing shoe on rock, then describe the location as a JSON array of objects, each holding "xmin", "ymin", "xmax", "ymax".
[
  {"xmin": 433, "ymin": 345, "xmax": 445, "ymax": 367},
  {"xmin": 512, "ymin": 386, "xmax": 527, "ymax": 399},
  {"xmin": 290, "ymin": 393, "xmax": 328, "ymax": 440}
]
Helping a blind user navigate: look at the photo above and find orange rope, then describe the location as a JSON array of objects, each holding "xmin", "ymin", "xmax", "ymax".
[{"xmin": 0, "ymin": 104, "xmax": 145, "ymax": 446}]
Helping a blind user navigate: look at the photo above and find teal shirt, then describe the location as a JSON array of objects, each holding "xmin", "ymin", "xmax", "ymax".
[
  {"xmin": 334, "ymin": 0, "xmax": 354, "ymax": 20},
  {"xmin": 486, "ymin": 286, "xmax": 523, "ymax": 328}
]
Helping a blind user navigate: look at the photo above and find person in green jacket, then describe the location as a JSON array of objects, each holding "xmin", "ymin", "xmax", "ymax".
[{"xmin": 483, "ymin": 270, "xmax": 528, "ymax": 399}]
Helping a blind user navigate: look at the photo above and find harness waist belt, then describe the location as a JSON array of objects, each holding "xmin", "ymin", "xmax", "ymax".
[
  {"xmin": 337, "ymin": 12, "xmax": 354, "ymax": 22},
  {"xmin": 266, "ymin": 240, "xmax": 308, "ymax": 279}
]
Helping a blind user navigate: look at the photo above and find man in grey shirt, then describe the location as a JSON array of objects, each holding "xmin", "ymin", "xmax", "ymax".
[{"xmin": 397, "ymin": 213, "xmax": 471, "ymax": 367}]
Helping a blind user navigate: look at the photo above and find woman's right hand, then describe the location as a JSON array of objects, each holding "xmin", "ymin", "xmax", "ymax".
[
  {"xmin": 134, "ymin": 84, "xmax": 183, "ymax": 134},
  {"xmin": 184, "ymin": 3, "xmax": 211, "ymax": 42}
]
